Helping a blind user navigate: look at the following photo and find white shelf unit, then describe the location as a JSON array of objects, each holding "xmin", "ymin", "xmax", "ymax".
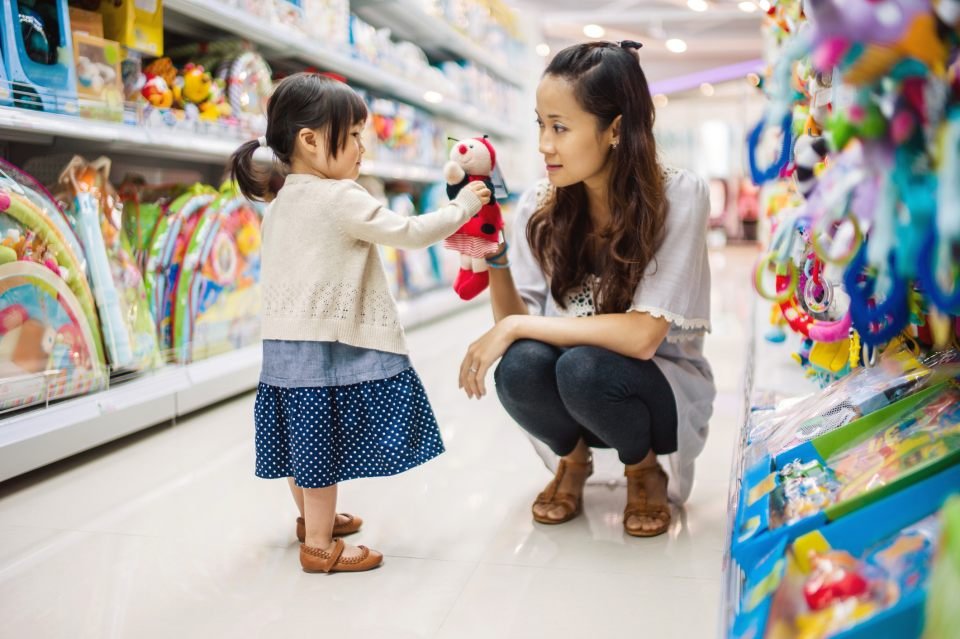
[
  {"xmin": 162, "ymin": 0, "xmax": 520, "ymax": 140},
  {"xmin": 0, "ymin": 106, "xmax": 445, "ymax": 183},
  {"xmin": 0, "ymin": 288, "xmax": 484, "ymax": 483},
  {"xmin": 350, "ymin": 0, "xmax": 527, "ymax": 88}
]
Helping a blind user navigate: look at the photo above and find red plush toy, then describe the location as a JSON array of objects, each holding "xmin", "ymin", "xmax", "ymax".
[{"xmin": 443, "ymin": 136, "xmax": 503, "ymax": 300}]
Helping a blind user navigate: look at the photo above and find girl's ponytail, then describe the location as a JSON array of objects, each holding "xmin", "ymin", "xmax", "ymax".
[{"xmin": 230, "ymin": 138, "xmax": 269, "ymax": 202}]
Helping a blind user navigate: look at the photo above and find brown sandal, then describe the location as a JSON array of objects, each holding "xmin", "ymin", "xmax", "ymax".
[
  {"xmin": 300, "ymin": 538, "xmax": 383, "ymax": 573},
  {"xmin": 531, "ymin": 458, "xmax": 593, "ymax": 525},
  {"xmin": 623, "ymin": 464, "xmax": 671, "ymax": 537},
  {"xmin": 296, "ymin": 514, "xmax": 363, "ymax": 543}
]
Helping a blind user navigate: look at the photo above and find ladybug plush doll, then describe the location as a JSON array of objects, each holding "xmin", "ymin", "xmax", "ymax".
[{"xmin": 443, "ymin": 136, "xmax": 503, "ymax": 300}]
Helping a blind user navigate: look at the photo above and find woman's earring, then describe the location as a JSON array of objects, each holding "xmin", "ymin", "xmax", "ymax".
[{"xmin": 612, "ymin": 141, "xmax": 619, "ymax": 150}]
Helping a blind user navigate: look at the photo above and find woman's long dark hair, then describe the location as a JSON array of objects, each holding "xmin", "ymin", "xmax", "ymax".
[
  {"xmin": 229, "ymin": 73, "xmax": 368, "ymax": 201},
  {"xmin": 528, "ymin": 42, "xmax": 666, "ymax": 314}
]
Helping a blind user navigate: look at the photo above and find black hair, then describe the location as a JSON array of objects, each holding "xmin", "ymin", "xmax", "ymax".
[{"xmin": 229, "ymin": 73, "xmax": 368, "ymax": 201}]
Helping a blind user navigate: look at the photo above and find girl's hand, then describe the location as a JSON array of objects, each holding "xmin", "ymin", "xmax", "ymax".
[
  {"xmin": 466, "ymin": 180, "xmax": 492, "ymax": 205},
  {"xmin": 459, "ymin": 317, "xmax": 518, "ymax": 399}
]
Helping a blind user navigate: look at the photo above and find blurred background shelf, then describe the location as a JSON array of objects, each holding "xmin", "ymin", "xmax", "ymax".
[
  {"xmin": 0, "ymin": 107, "xmax": 444, "ymax": 182},
  {"xmin": 351, "ymin": 0, "xmax": 527, "ymax": 88},
  {"xmin": 163, "ymin": 0, "xmax": 520, "ymax": 139}
]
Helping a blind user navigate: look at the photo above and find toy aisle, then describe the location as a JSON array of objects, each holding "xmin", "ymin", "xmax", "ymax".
[{"xmin": 0, "ymin": 1, "xmax": 958, "ymax": 638}]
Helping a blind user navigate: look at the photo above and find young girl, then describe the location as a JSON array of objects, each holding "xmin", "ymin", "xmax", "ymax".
[{"xmin": 230, "ymin": 73, "xmax": 490, "ymax": 573}]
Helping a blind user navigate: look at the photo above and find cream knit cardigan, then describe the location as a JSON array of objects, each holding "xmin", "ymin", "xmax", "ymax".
[{"xmin": 260, "ymin": 174, "xmax": 482, "ymax": 354}]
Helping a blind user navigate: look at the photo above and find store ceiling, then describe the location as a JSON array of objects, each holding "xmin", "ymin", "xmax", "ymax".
[{"xmin": 513, "ymin": 0, "xmax": 765, "ymax": 86}]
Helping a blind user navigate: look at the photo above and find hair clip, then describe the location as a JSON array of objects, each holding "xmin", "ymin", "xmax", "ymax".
[{"xmin": 618, "ymin": 40, "xmax": 643, "ymax": 50}]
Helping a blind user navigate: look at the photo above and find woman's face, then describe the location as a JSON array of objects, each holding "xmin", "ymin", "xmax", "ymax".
[{"xmin": 535, "ymin": 74, "xmax": 617, "ymax": 189}]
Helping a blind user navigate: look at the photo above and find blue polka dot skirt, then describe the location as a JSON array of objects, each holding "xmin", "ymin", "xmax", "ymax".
[{"xmin": 253, "ymin": 367, "xmax": 445, "ymax": 488}]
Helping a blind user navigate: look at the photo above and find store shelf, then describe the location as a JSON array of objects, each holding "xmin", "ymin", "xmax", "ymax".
[
  {"xmin": 162, "ymin": 0, "xmax": 520, "ymax": 140},
  {"xmin": 0, "ymin": 287, "xmax": 483, "ymax": 482},
  {"xmin": 0, "ymin": 107, "xmax": 444, "ymax": 182},
  {"xmin": 718, "ymin": 299, "xmax": 817, "ymax": 637},
  {"xmin": 351, "ymin": 0, "xmax": 527, "ymax": 88}
]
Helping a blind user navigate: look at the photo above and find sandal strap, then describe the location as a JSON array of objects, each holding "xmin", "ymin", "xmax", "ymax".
[
  {"xmin": 333, "ymin": 545, "xmax": 371, "ymax": 566},
  {"xmin": 624, "ymin": 464, "xmax": 667, "ymax": 481},
  {"xmin": 624, "ymin": 504, "xmax": 670, "ymax": 521},
  {"xmin": 301, "ymin": 539, "xmax": 345, "ymax": 572}
]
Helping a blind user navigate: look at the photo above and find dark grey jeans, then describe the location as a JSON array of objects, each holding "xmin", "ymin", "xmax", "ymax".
[{"xmin": 494, "ymin": 340, "xmax": 678, "ymax": 465}]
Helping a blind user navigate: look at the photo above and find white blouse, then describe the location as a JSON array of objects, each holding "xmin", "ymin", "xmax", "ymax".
[{"xmin": 509, "ymin": 168, "xmax": 716, "ymax": 503}]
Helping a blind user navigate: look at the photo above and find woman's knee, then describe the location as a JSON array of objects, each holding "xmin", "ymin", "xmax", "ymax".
[
  {"xmin": 554, "ymin": 346, "xmax": 617, "ymax": 403},
  {"xmin": 494, "ymin": 339, "xmax": 559, "ymax": 400}
]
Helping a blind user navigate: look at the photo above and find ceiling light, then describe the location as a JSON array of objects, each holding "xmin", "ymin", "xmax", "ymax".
[
  {"xmin": 757, "ymin": 0, "xmax": 771, "ymax": 9},
  {"xmin": 666, "ymin": 38, "xmax": 688, "ymax": 53},
  {"xmin": 653, "ymin": 94, "xmax": 669, "ymax": 108},
  {"xmin": 423, "ymin": 91, "xmax": 444, "ymax": 104},
  {"xmin": 700, "ymin": 82, "xmax": 715, "ymax": 96},
  {"xmin": 583, "ymin": 24, "xmax": 605, "ymax": 38},
  {"xmin": 738, "ymin": 1, "xmax": 757, "ymax": 12},
  {"xmin": 687, "ymin": 0, "xmax": 709, "ymax": 11},
  {"xmin": 535, "ymin": 43, "xmax": 551, "ymax": 57}
]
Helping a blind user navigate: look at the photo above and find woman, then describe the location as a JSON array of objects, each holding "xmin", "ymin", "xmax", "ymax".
[{"xmin": 459, "ymin": 41, "xmax": 715, "ymax": 537}]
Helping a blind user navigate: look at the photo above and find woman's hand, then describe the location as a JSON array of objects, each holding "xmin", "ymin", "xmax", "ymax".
[{"xmin": 459, "ymin": 316, "xmax": 519, "ymax": 399}]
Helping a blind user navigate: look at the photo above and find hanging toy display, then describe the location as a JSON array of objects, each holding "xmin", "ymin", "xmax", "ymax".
[{"xmin": 751, "ymin": 0, "xmax": 960, "ymax": 377}]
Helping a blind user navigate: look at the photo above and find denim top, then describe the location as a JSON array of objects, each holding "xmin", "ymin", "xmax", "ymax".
[{"xmin": 260, "ymin": 340, "xmax": 411, "ymax": 388}]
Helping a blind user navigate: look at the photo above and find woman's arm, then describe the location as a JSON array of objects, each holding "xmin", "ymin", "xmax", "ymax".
[
  {"xmin": 459, "ymin": 311, "xmax": 670, "ymax": 398},
  {"xmin": 486, "ymin": 249, "xmax": 529, "ymax": 320}
]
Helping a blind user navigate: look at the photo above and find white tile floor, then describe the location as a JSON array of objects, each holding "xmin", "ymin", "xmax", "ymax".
[{"xmin": 0, "ymin": 245, "xmax": 759, "ymax": 639}]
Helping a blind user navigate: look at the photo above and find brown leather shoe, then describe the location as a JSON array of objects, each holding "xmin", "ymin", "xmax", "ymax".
[
  {"xmin": 531, "ymin": 457, "xmax": 593, "ymax": 525},
  {"xmin": 300, "ymin": 539, "xmax": 383, "ymax": 573},
  {"xmin": 623, "ymin": 464, "xmax": 671, "ymax": 537},
  {"xmin": 296, "ymin": 514, "xmax": 363, "ymax": 543}
]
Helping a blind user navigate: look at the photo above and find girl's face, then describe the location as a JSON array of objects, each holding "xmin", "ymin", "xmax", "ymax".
[
  {"xmin": 297, "ymin": 120, "xmax": 366, "ymax": 180},
  {"xmin": 535, "ymin": 74, "xmax": 618, "ymax": 190}
]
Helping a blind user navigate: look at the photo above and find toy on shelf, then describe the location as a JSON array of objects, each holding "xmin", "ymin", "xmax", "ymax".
[
  {"xmin": 98, "ymin": 0, "xmax": 163, "ymax": 57},
  {"xmin": 732, "ymin": 462, "xmax": 960, "ymax": 639},
  {"xmin": 0, "ymin": 261, "xmax": 107, "ymax": 411},
  {"xmin": 735, "ymin": 380, "xmax": 960, "ymax": 572},
  {"xmin": 0, "ymin": 163, "xmax": 108, "ymax": 410},
  {"xmin": 72, "ymin": 33, "xmax": 123, "ymax": 122},
  {"xmin": 0, "ymin": 158, "xmax": 87, "ymax": 278},
  {"xmin": 765, "ymin": 514, "xmax": 940, "ymax": 639},
  {"xmin": 443, "ymin": 136, "xmax": 503, "ymax": 301},
  {"xmin": 827, "ymin": 384, "xmax": 960, "ymax": 504},
  {"xmin": 0, "ymin": 164, "xmax": 102, "ymax": 359},
  {"xmin": 172, "ymin": 182, "xmax": 262, "ymax": 364},
  {"xmin": 117, "ymin": 177, "xmax": 187, "ymax": 265},
  {"xmin": 55, "ymin": 156, "xmax": 160, "ymax": 373},
  {"xmin": 0, "ymin": 0, "xmax": 78, "ymax": 114},
  {"xmin": 745, "ymin": 344, "xmax": 960, "ymax": 463},
  {"xmin": 142, "ymin": 184, "xmax": 217, "ymax": 356},
  {"xmin": 220, "ymin": 52, "xmax": 270, "ymax": 131},
  {"xmin": 177, "ymin": 63, "xmax": 228, "ymax": 123}
]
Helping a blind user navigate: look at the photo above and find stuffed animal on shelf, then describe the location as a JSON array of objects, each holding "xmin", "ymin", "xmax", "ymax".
[{"xmin": 443, "ymin": 136, "xmax": 503, "ymax": 300}]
